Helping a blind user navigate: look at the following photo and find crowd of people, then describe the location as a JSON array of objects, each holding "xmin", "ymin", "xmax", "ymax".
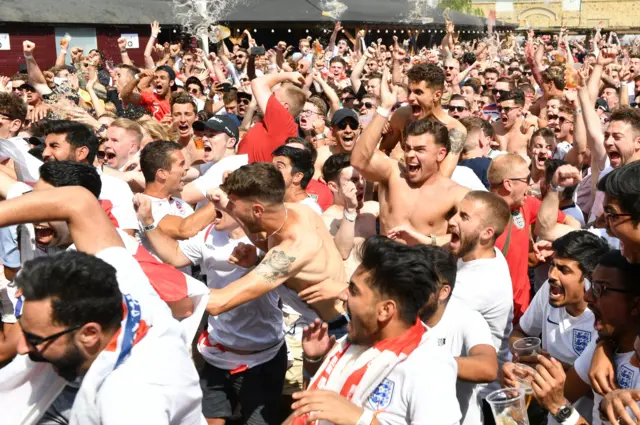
[{"xmin": 1, "ymin": 15, "xmax": 640, "ymax": 425}]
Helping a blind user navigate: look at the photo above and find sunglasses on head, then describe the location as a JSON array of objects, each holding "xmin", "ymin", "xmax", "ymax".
[
  {"xmin": 449, "ymin": 105, "xmax": 467, "ymax": 112},
  {"xmin": 337, "ymin": 120, "xmax": 359, "ymax": 131}
]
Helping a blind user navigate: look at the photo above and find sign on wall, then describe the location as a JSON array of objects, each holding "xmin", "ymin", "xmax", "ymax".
[
  {"xmin": 121, "ymin": 34, "xmax": 140, "ymax": 49},
  {"xmin": 0, "ymin": 34, "xmax": 10, "ymax": 51},
  {"xmin": 562, "ymin": 0, "xmax": 581, "ymax": 11}
]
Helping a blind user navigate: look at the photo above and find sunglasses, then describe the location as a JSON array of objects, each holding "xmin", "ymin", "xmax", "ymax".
[
  {"xmin": 492, "ymin": 89, "xmax": 510, "ymax": 98},
  {"xmin": 524, "ymin": 71, "xmax": 533, "ymax": 76},
  {"xmin": 239, "ymin": 98, "xmax": 250, "ymax": 105},
  {"xmin": 499, "ymin": 106, "xmax": 520, "ymax": 114},
  {"xmin": 342, "ymin": 97, "xmax": 356, "ymax": 102},
  {"xmin": 444, "ymin": 66, "xmax": 457, "ymax": 71},
  {"xmin": 559, "ymin": 116, "xmax": 573, "ymax": 124},
  {"xmin": 188, "ymin": 88, "xmax": 200, "ymax": 95},
  {"xmin": 631, "ymin": 103, "xmax": 640, "ymax": 109},
  {"xmin": 20, "ymin": 321, "xmax": 84, "ymax": 349},
  {"xmin": 337, "ymin": 120, "xmax": 359, "ymax": 131},
  {"xmin": 96, "ymin": 151, "xmax": 115, "ymax": 160},
  {"xmin": 362, "ymin": 102, "xmax": 375, "ymax": 110},
  {"xmin": 449, "ymin": 105, "xmax": 467, "ymax": 112}
]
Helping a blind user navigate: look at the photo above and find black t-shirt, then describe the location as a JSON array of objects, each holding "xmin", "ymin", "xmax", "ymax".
[{"xmin": 459, "ymin": 157, "xmax": 492, "ymax": 189}]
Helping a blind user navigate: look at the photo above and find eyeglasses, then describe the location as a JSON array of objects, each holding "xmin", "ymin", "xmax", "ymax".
[
  {"xmin": 505, "ymin": 175, "xmax": 530, "ymax": 183},
  {"xmin": 591, "ymin": 281, "xmax": 640, "ymax": 298},
  {"xmin": 362, "ymin": 102, "xmax": 375, "ymax": 110},
  {"xmin": 499, "ymin": 106, "xmax": 520, "ymax": 114},
  {"xmin": 19, "ymin": 321, "xmax": 84, "ymax": 349},
  {"xmin": 337, "ymin": 120, "xmax": 359, "ymax": 131},
  {"xmin": 603, "ymin": 210, "xmax": 633, "ymax": 220},
  {"xmin": 300, "ymin": 109, "xmax": 320, "ymax": 117},
  {"xmin": 449, "ymin": 105, "xmax": 467, "ymax": 112}
]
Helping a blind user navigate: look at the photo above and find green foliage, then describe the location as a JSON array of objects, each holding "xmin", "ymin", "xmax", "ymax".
[{"xmin": 438, "ymin": 0, "xmax": 485, "ymax": 17}]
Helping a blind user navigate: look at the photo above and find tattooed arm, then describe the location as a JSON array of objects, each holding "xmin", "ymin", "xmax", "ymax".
[
  {"xmin": 206, "ymin": 242, "xmax": 307, "ymax": 315},
  {"xmin": 439, "ymin": 125, "xmax": 467, "ymax": 178}
]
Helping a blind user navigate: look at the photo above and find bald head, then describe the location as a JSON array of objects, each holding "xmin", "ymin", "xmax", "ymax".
[{"xmin": 487, "ymin": 153, "xmax": 528, "ymax": 187}]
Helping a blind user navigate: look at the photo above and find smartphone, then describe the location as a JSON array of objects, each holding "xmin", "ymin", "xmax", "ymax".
[{"xmin": 251, "ymin": 46, "xmax": 266, "ymax": 56}]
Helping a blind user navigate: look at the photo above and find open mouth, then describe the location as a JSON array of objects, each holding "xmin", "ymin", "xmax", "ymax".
[
  {"xmin": 34, "ymin": 224, "xmax": 54, "ymax": 245},
  {"xmin": 213, "ymin": 209, "xmax": 223, "ymax": 225},
  {"xmin": 591, "ymin": 306, "xmax": 603, "ymax": 331},
  {"xmin": 548, "ymin": 282, "xmax": 565, "ymax": 302},
  {"xmin": 607, "ymin": 150, "xmax": 621, "ymax": 166},
  {"xmin": 341, "ymin": 134, "xmax": 355, "ymax": 146},
  {"xmin": 535, "ymin": 153, "xmax": 548, "ymax": 167},
  {"xmin": 448, "ymin": 225, "xmax": 460, "ymax": 249},
  {"xmin": 411, "ymin": 104, "xmax": 423, "ymax": 118},
  {"xmin": 406, "ymin": 163, "xmax": 420, "ymax": 177},
  {"xmin": 178, "ymin": 123, "xmax": 190, "ymax": 133}
]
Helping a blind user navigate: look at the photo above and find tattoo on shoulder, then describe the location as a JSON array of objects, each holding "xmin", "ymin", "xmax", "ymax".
[
  {"xmin": 255, "ymin": 250, "xmax": 296, "ymax": 284},
  {"xmin": 448, "ymin": 127, "xmax": 467, "ymax": 154}
]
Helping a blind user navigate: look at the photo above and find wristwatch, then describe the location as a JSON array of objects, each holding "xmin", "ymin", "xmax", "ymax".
[
  {"xmin": 550, "ymin": 183, "xmax": 566, "ymax": 193},
  {"xmin": 141, "ymin": 222, "xmax": 157, "ymax": 232},
  {"xmin": 552, "ymin": 403, "xmax": 579, "ymax": 425},
  {"xmin": 344, "ymin": 209, "xmax": 357, "ymax": 222}
]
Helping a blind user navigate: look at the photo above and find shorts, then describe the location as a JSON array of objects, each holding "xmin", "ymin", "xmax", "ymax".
[{"xmin": 200, "ymin": 343, "xmax": 287, "ymax": 425}]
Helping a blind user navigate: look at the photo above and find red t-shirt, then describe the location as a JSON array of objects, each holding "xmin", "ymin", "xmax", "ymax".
[
  {"xmin": 306, "ymin": 179, "xmax": 333, "ymax": 211},
  {"xmin": 237, "ymin": 94, "xmax": 298, "ymax": 163},
  {"xmin": 495, "ymin": 196, "xmax": 566, "ymax": 324},
  {"xmin": 139, "ymin": 91, "xmax": 171, "ymax": 122}
]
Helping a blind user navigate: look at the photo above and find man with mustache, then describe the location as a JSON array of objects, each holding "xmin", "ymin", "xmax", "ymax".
[{"xmin": 501, "ymin": 231, "xmax": 609, "ymax": 424}]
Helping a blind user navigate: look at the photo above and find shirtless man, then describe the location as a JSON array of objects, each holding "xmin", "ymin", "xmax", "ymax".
[
  {"xmin": 492, "ymin": 89, "xmax": 536, "ymax": 157},
  {"xmin": 377, "ymin": 64, "xmax": 467, "ymax": 174},
  {"xmin": 351, "ymin": 76, "xmax": 469, "ymax": 245},
  {"xmin": 146, "ymin": 162, "xmax": 347, "ymax": 328},
  {"xmin": 321, "ymin": 153, "xmax": 378, "ymax": 278}
]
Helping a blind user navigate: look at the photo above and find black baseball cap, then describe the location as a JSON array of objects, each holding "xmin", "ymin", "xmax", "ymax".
[
  {"xmin": 193, "ymin": 115, "xmax": 239, "ymax": 139},
  {"xmin": 156, "ymin": 65, "xmax": 176, "ymax": 81},
  {"xmin": 331, "ymin": 108, "xmax": 359, "ymax": 126},
  {"xmin": 595, "ymin": 98, "xmax": 610, "ymax": 113},
  {"xmin": 237, "ymin": 91, "xmax": 252, "ymax": 101},
  {"xmin": 19, "ymin": 83, "xmax": 36, "ymax": 92}
]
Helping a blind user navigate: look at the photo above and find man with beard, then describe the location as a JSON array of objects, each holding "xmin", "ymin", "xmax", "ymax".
[
  {"xmin": 522, "ymin": 251, "xmax": 640, "ymax": 425},
  {"xmin": 352, "ymin": 75, "xmax": 469, "ymax": 245},
  {"xmin": 201, "ymin": 163, "xmax": 348, "ymax": 332},
  {"xmin": 488, "ymin": 154, "xmax": 580, "ymax": 322},
  {"xmin": 420, "ymin": 245, "xmax": 498, "ymax": 425},
  {"xmin": 272, "ymin": 145, "xmax": 322, "ymax": 215},
  {"xmin": 0, "ymin": 184, "xmax": 203, "ymax": 425},
  {"xmin": 379, "ymin": 64, "xmax": 467, "ymax": 164},
  {"xmin": 290, "ymin": 236, "xmax": 461, "ymax": 425},
  {"xmin": 446, "ymin": 190, "xmax": 513, "ymax": 416},
  {"xmin": 322, "ymin": 153, "xmax": 378, "ymax": 278},
  {"xmin": 41, "ymin": 120, "xmax": 138, "ymax": 236},
  {"xmin": 120, "ymin": 65, "xmax": 175, "ymax": 122},
  {"xmin": 601, "ymin": 107, "xmax": 640, "ymax": 169},
  {"xmin": 314, "ymin": 109, "xmax": 361, "ymax": 177},
  {"xmin": 501, "ymin": 231, "xmax": 609, "ymax": 425},
  {"xmin": 492, "ymin": 89, "xmax": 534, "ymax": 157}
]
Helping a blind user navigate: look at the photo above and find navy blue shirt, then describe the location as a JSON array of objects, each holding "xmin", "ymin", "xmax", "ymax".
[{"xmin": 459, "ymin": 157, "xmax": 492, "ymax": 189}]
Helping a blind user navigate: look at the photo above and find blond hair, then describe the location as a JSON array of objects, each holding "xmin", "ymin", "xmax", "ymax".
[
  {"xmin": 110, "ymin": 118, "xmax": 143, "ymax": 147},
  {"xmin": 487, "ymin": 153, "xmax": 528, "ymax": 187},
  {"xmin": 139, "ymin": 119, "xmax": 173, "ymax": 143}
]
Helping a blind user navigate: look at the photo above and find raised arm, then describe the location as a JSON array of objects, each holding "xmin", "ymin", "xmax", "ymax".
[
  {"xmin": 250, "ymin": 71, "xmax": 306, "ymax": 114},
  {"xmin": 350, "ymin": 70, "xmax": 397, "ymax": 182},
  {"xmin": 578, "ymin": 85, "xmax": 607, "ymax": 171},
  {"xmin": 117, "ymin": 37, "xmax": 134, "ymax": 67},
  {"xmin": 0, "ymin": 187, "xmax": 123, "ymax": 254},
  {"xmin": 22, "ymin": 41, "xmax": 52, "ymax": 96},
  {"xmin": 534, "ymin": 165, "xmax": 582, "ymax": 241},
  {"xmin": 350, "ymin": 47, "xmax": 374, "ymax": 94},
  {"xmin": 120, "ymin": 69, "xmax": 154, "ymax": 106},
  {"xmin": 157, "ymin": 203, "xmax": 219, "ymax": 240},
  {"xmin": 143, "ymin": 21, "xmax": 161, "ymax": 70},
  {"xmin": 563, "ymin": 90, "xmax": 587, "ymax": 168}
]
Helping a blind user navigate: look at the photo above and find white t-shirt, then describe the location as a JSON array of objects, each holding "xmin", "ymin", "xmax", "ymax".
[
  {"xmin": 366, "ymin": 338, "xmax": 462, "ymax": 425},
  {"xmin": 424, "ymin": 297, "xmax": 494, "ymax": 425},
  {"xmin": 451, "ymin": 166, "xmax": 488, "ymax": 192},
  {"xmin": 179, "ymin": 227, "xmax": 284, "ymax": 370},
  {"xmin": 574, "ymin": 340, "xmax": 640, "ymax": 425},
  {"xmin": 138, "ymin": 195, "xmax": 194, "ymax": 275},
  {"xmin": 453, "ymin": 248, "xmax": 514, "ymax": 397},
  {"xmin": 99, "ymin": 172, "xmax": 139, "ymax": 231},
  {"xmin": 520, "ymin": 280, "xmax": 596, "ymax": 364},
  {"xmin": 520, "ymin": 280, "xmax": 597, "ymax": 425},
  {"xmin": 192, "ymin": 155, "xmax": 249, "ymax": 198},
  {"xmin": 94, "ymin": 247, "xmax": 203, "ymax": 425}
]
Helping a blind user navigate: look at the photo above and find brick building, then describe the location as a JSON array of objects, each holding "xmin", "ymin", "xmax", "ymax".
[{"xmin": 472, "ymin": 0, "xmax": 640, "ymax": 32}]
